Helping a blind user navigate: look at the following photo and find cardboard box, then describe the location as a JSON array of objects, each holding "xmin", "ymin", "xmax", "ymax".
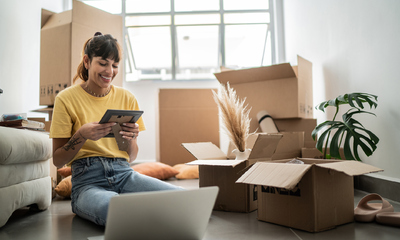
[
  {"xmin": 183, "ymin": 134, "xmax": 283, "ymax": 212},
  {"xmin": 274, "ymin": 118, "xmax": 317, "ymax": 148},
  {"xmin": 214, "ymin": 55, "xmax": 313, "ymax": 132},
  {"xmin": 40, "ymin": 0, "xmax": 123, "ymax": 106},
  {"xmin": 302, "ymin": 147, "xmax": 346, "ymax": 160},
  {"xmin": 237, "ymin": 158, "xmax": 383, "ymax": 232},
  {"xmin": 227, "ymin": 132, "xmax": 304, "ymax": 160},
  {"xmin": 32, "ymin": 107, "xmax": 53, "ymax": 121},
  {"xmin": 158, "ymin": 89, "xmax": 219, "ymax": 166}
]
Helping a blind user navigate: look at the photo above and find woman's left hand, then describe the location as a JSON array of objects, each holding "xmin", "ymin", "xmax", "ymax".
[
  {"xmin": 120, "ymin": 123, "xmax": 140, "ymax": 162},
  {"xmin": 119, "ymin": 122, "xmax": 140, "ymax": 140}
]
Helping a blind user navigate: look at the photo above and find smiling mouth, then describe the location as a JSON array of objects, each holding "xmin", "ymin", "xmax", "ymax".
[{"xmin": 100, "ymin": 75, "xmax": 112, "ymax": 80}]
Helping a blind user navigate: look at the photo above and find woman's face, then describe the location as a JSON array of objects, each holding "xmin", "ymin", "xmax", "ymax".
[{"xmin": 85, "ymin": 56, "xmax": 119, "ymax": 89}]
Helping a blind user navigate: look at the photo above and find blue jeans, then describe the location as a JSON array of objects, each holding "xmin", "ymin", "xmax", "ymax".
[{"xmin": 70, "ymin": 157, "xmax": 182, "ymax": 226}]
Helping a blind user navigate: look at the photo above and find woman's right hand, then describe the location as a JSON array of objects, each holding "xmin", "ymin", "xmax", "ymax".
[
  {"xmin": 79, "ymin": 122, "xmax": 117, "ymax": 141},
  {"xmin": 52, "ymin": 122, "xmax": 117, "ymax": 168}
]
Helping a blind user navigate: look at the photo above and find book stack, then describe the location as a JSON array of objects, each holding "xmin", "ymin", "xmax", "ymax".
[{"xmin": 0, "ymin": 119, "xmax": 46, "ymax": 131}]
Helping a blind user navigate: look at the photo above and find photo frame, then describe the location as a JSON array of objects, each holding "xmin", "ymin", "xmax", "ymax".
[{"xmin": 99, "ymin": 109, "xmax": 144, "ymax": 137}]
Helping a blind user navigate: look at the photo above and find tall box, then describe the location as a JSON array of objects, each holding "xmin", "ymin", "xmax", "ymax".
[
  {"xmin": 183, "ymin": 134, "xmax": 283, "ymax": 212},
  {"xmin": 40, "ymin": 0, "xmax": 123, "ymax": 106},
  {"xmin": 237, "ymin": 159, "xmax": 383, "ymax": 232},
  {"xmin": 214, "ymin": 56, "xmax": 313, "ymax": 132},
  {"xmin": 158, "ymin": 89, "xmax": 219, "ymax": 166}
]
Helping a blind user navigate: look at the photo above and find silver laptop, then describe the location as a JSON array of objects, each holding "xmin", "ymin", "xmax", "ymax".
[{"xmin": 88, "ymin": 186, "xmax": 219, "ymax": 240}]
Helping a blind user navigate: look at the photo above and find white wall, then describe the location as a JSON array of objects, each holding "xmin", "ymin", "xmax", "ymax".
[
  {"xmin": 0, "ymin": 0, "xmax": 64, "ymax": 120},
  {"xmin": 283, "ymin": 0, "xmax": 400, "ymax": 181}
]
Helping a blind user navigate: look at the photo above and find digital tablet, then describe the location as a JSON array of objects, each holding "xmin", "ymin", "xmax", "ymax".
[{"xmin": 99, "ymin": 109, "xmax": 144, "ymax": 137}]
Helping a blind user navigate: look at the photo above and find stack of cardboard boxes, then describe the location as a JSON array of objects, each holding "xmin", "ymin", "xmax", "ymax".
[
  {"xmin": 39, "ymin": 0, "xmax": 123, "ymax": 108},
  {"xmin": 177, "ymin": 56, "xmax": 382, "ymax": 232}
]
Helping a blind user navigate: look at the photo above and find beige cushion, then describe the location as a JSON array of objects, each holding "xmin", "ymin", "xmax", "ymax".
[{"xmin": 0, "ymin": 127, "xmax": 52, "ymax": 165}]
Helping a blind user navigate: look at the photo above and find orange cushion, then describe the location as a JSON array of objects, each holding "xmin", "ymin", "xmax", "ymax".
[
  {"xmin": 57, "ymin": 167, "xmax": 72, "ymax": 177},
  {"xmin": 131, "ymin": 162, "xmax": 179, "ymax": 180},
  {"xmin": 173, "ymin": 164, "xmax": 199, "ymax": 179},
  {"xmin": 55, "ymin": 176, "xmax": 72, "ymax": 198}
]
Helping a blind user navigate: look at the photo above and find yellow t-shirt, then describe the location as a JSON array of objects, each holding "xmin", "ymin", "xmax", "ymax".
[{"xmin": 49, "ymin": 84, "xmax": 146, "ymax": 166}]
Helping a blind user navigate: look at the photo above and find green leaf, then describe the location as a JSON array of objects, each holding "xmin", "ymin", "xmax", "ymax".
[
  {"xmin": 313, "ymin": 114, "xmax": 379, "ymax": 160},
  {"xmin": 315, "ymin": 92, "xmax": 378, "ymax": 112},
  {"xmin": 343, "ymin": 134, "xmax": 356, "ymax": 160},
  {"xmin": 312, "ymin": 92, "xmax": 378, "ymax": 161},
  {"xmin": 329, "ymin": 127, "xmax": 345, "ymax": 159}
]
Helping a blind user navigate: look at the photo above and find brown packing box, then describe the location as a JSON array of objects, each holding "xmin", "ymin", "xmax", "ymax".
[
  {"xmin": 214, "ymin": 55, "xmax": 313, "ymax": 133},
  {"xmin": 158, "ymin": 89, "xmax": 219, "ymax": 166},
  {"xmin": 40, "ymin": 0, "xmax": 123, "ymax": 106},
  {"xmin": 32, "ymin": 107, "xmax": 53, "ymax": 120},
  {"xmin": 302, "ymin": 148, "xmax": 346, "ymax": 159},
  {"xmin": 183, "ymin": 134, "xmax": 283, "ymax": 213},
  {"xmin": 274, "ymin": 118, "xmax": 317, "ymax": 148},
  {"xmin": 227, "ymin": 132, "xmax": 304, "ymax": 160},
  {"xmin": 237, "ymin": 158, "xmax": 383, "ymax": 232}
]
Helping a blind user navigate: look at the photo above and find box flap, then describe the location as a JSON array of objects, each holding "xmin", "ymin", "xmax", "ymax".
[
  {"xmin": 181, "ymin": 142, "xmax": 227, "ymax": 160},
  {"xmin": 236, "ymin": 161, "xmax": 312, "ymax": 190},
  {"xmin": 214, "ymin": 63, "xmax": 296, "ymax": 85},
  {"xmin": 186, "ymin": 159, "xmax": 246, "ymax": 167},
  {"xmin": 41, "ymin": 9, "xmax": 55, "ymax": 28},
  {"xmin": 247, "ymin": 133, "xmax": 282, "ymax": 164},
  {"xmin": 72, "ymin": 0, "xmax": 122, "ymax": 30},
  {"xmin": 297, "ymin": 55, "xmax": 312, "ymax": 83},
  {"xmin": 313, "ymin": 160, "xmax": 383, "ymax": 176},
  {"xmin": 41, "ymin": 10, "xmax": 72, "ymax": 30}
]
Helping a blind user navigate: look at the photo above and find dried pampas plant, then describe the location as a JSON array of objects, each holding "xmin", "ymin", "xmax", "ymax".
[{"xmin": 212, "ymin": 82, "xmax": 251, "ymax": 152}]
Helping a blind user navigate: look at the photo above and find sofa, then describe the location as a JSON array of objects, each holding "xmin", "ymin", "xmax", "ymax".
[{"xmin": 0, "ymin": 126, "xmax": 52, "ymax": 227}]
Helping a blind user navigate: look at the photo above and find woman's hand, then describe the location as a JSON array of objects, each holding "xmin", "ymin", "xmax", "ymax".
[
  {"xmin": 52, "ymin": 121, "xmax": 117, "ymax": 168},
  {"xmin": 120, "ymin": 123, "xmax": 140, "ymax": 162},
  {"xmin": 119, "ymin": 122, "xmax": 140, "ymax": 140},
  {"xmin": 79, "ymin": 122, "xmax": 117, "ymax": 141}
]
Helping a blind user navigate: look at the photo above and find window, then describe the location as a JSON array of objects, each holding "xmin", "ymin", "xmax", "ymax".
[{"xmin": 81, "ymin": 0, "xmax": 278, "ymax": 81}]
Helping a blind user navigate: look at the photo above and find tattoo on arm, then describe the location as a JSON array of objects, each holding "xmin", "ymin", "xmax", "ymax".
[{"xmin": 62, "ymin": 135, "xmax": 83, "ymax": 151}]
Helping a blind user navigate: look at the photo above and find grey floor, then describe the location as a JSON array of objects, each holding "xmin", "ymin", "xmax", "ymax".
[{"xmin": 1, "ymin": 179, "xmax": 400, "ymax": 240}]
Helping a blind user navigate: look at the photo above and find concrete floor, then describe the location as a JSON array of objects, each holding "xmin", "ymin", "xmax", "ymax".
[{"xmin": 1, "ymin": 179, "xmax": 400, "ymax": 240}]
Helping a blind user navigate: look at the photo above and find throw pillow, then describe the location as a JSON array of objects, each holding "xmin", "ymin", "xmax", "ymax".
[
  {"xmin": 131, "ymin": 162, "xmax": 179, "ymax": 180},
  {"xmin": 173, "ymin": 164, "xmax": 199, "ymax": 179},
  {"xmin": 55, "ymin": 176, "xmax": 72, "ymax": 198},
  {"xmin": 57, "ymin": 167, "xmax": 72, "ymax": 177}
]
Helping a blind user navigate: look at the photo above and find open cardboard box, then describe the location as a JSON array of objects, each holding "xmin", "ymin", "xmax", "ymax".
[
  {"xmin": 183, "ymin": 133, "xmax": 286, "ymax": 212},
  {"xmin": 40, "ymin": 0, "xmax": 123, "ymax": 106},
  {"xmin": 214, "ymin": 56, "xmax": 313, "ymax": 133},
  {"xmin": 274, "ymin": 118, "xmax": 317, "ymax": 148},
  {"xmin": 227, "ymin": 132, "xmax": 305, "ymax": 160},
  {"xmin": 302, "ymin": 147, "xmax": 346, "ymax": 159},
  {"xmin": 236, "ymin": 158, "xmax": 383, "ymax": 232}
]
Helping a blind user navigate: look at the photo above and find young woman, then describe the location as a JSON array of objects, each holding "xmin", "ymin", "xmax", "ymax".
[{"xmin": 50, "ymin": 32, "xmax": 181, "ymax": 226}]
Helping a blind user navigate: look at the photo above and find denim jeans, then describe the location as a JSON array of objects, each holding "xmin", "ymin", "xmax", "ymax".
[{"xmin": 70, "ymin": 157, "xmax": 182, "ymax": 226}]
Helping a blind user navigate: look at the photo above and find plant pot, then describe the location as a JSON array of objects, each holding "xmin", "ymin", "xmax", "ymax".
[{"xmin": 232, "ymin": 148, "xmax": 251, "ymax": 161}]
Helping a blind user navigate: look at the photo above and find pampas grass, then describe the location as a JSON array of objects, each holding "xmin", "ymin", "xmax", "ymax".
[{"xmin": 212, "ymin": 82, "xmax": 251, "ymax": 152}]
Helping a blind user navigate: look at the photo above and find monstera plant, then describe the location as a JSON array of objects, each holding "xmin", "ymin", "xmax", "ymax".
[{"xmin": 311, "ymin": 92, "xmax": 379, "ymax": 161}]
